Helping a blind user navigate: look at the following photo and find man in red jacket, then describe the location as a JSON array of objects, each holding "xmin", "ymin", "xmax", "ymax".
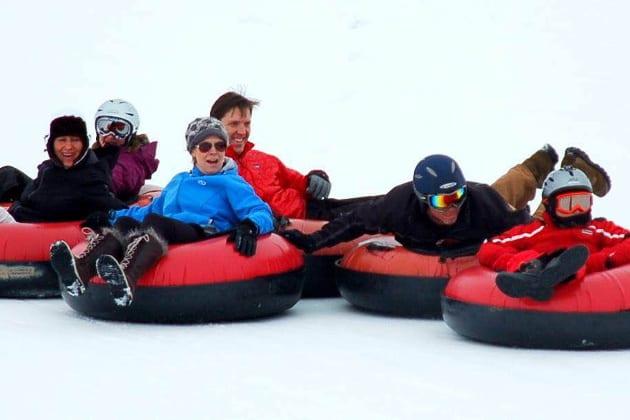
[
  {"xmin": 478, "ymin": 166, "xmax": 630, "ymax": 301},
  {"xmin": 210, "ymin": 92, "xmax": 380, "ymax": 220}
]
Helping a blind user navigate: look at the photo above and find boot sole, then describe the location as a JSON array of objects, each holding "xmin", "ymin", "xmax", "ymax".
[
  {"xmin": 539, "ymin": 245, "xmax": 589, "ymax": 288},
  {"xmin": 50, "ymin": 241, "xmax": 85, "ymax": 296},
  {"xmin": 564, "ymin": 147, "xmax": 611, "ymax": 196},
  {"xmin": 496, "ymin": 272, "xmax": 554, "ymax": 301},
  {"xmin": 96, "ymin": 255, "xmax": 134, "ymax": 307}
]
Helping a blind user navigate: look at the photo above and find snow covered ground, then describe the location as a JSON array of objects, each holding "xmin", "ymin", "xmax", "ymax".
[
  {"xmin": 2, "ymin": 1, "xmax": 630, "ymax": 419},
  {"xmin": 3, "ymin": 298, "xmax": 630, "ymax": 420}
]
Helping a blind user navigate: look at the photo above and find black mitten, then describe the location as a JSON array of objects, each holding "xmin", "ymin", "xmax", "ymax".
[
  {"xmin": 518, "ymin": 259, "xmax": 543, "ymax": 273},
  {"xmin": 274, "ymin": 215, "xmax": 291, "ymax": 231},
  {"xmin": 280, "ymin": 229, "xmax": 317, "ymax": 253},
  {"xmin": 227, "ymin": 219, "xmax": 258, "ymax": 257}
]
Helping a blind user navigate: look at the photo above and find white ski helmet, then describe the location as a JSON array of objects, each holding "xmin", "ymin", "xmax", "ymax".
[
  {"xmin": 542, "ymin": 166, "xmax": 592, "ymax": 198},
  {"xmin": 94, "ymin": 99, "xmax": 140, "ymax": 138}
]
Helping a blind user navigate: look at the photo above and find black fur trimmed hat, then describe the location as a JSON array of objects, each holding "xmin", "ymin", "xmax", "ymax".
[{"xmin": 46, "ymin": 115, "xmax": 89, "ymax": 158}]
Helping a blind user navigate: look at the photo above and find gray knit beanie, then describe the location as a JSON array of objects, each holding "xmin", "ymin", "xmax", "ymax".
[{"xmin": 185, "ymin": 117, "xmax": 229, "ymax": 152}]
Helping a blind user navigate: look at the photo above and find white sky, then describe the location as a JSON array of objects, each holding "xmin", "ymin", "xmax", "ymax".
[{"xmin": 1, "ymin": 1, "xmax": 630, "ymax": 419}]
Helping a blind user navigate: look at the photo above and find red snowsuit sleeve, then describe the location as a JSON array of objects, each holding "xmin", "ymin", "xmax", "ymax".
[
  {"xmin": 477, "ymin": 221, "xmax": 545, "ymax": 272},
  {"xmin": 584, "ymin": 219, "xmax": 630, "ymax": 273}
]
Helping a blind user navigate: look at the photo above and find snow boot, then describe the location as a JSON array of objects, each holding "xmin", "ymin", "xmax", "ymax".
[
  {"xmin": 561, "ymin": 147, "xmax": 611, "ymax": 197},
  {"xmin": 496, "ymin": 271, "xmax": 555, "ymax": 301},
  {"xmin": 50, "ymin": 228, "xmax": 124, "ymax": 296},
  {"xmin": 522, "ymin": 144, "xmax": 558, "ymax": 188},
  {"xmin": 495, "ymin": 245, "xmax": 589, "ymax": 301},
  {"xmin": 538, "ymin": 244, "xmax": 589, "ymax": 286},
  {"xmin": 96, "ymin": 228, "xmax": 167, "ymax": 307}
]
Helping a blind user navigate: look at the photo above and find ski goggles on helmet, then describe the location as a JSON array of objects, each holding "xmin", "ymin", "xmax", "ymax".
[
  {"xmin": 554, "ymin": 191, "xmax": 592, "ymax": 216},
  {"xmin": 96, "ymin": 117, "xmax": 132, "ymax": 139},
  {"xmin": 425, "ymin": 186, "xmax": 467, "ymax": 209},
  {"xmin": 196, "ymin": 140, "xmax": 227, "ymax": 153}
]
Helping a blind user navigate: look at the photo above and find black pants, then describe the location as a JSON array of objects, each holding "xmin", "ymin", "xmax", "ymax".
[
  {"xmin": 306, "ymin": 194, "xmax": 383, "ymax": 221},
  {"xmin": 0, "ymin": 166, "xmax": 32, "ymax": 202},
  {"xmin": 113, "ymin": 214, "xmax": 208, "ymax": 245}
]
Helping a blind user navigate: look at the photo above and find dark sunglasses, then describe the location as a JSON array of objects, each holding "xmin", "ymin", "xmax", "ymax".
[{"xmin": 196, "ymin": 141, "xmax": 227, "ymax": 153}]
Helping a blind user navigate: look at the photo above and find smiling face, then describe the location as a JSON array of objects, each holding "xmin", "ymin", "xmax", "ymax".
[
  {"xmin": 192, "ymin": 135, "xmax": 227, "ymax": 174},
  {"xmin": 220, "ymin": 107, "xmax": 251, "ymax": 155},
  {"xmin": 426, "ymin": 205, "xmax": 462, "ymax": 226},
  {"xmin": 53, "ymin": 136, "xmax": 84, "ymax": 168}
]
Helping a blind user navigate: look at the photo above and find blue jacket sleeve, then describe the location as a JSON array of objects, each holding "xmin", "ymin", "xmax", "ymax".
[
  {"xmin": 109, "ymin": 177, "xmax": 172, "ymax": 223},
  {"xmin": 226, "ymin": 178, "xmax": 274, "ymax": 234}
]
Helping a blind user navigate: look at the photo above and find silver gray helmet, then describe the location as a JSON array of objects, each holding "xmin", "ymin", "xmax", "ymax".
[
  {"xmin": 95, "ymin": 99, "xmax": 140, "ymax": 135},
  {"xmin": 542, "ymin": 166, "xmax": 592, "ymax": 198}
]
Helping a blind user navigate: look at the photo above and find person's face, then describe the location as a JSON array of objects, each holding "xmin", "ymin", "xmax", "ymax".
[
  {"xmin": 426, "ymin": 205, "xmax": 461, "ymax": 226},
  {"xmin": 553, "ymin": 191, "xmax": 592, "ymax": 219},
  {"xmin": 53, "ymin": 136, "xmax": 84, "ymax": 168},
  {"xmin": 192, "ymin": 135, "xmax": 227, "ymax": 175},
  {"xmin": 95, "ymin": 117, "xmax": 131, "ymax": 148},
  {"xmin": 421, "ymin": 186, "xmax": 466, "ymax": 226},
  {"xmin": 220, "ymin": 107, "xmax": 251, "ymax": 155}
]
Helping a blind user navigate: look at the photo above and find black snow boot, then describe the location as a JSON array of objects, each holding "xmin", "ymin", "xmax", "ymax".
[
  {"xmin": 538, "ymin": 244, "xmax": 589, "ymax": 285},
  {"xmin": 96, "ymin": 228, "xmax": 167, "ymax": 307},
  {"xmin": 496, "ymin": 271, "xmax": 554, "ymax": 301},
  {"xmin": 50, "ymin": 228, "xmax": 124, "ymax": 296},
  {"xmin": 496, "ymin": 245, "xmax": 589, "ymax": 301}
]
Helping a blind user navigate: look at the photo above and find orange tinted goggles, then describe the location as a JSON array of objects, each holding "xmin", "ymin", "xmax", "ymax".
[{"xmin": 555, "ymin": 191, "xmax": 592, "ymax": 215}]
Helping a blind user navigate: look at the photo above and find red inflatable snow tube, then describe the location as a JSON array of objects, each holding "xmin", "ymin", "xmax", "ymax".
[
  {"xmin": 61, "ymin": 233, "xmax": 305, "ymax": 323},
  {"xmin": 286, "ymin": 218, "xmax": 375, "ymax": 298},
  {"xmin": 442, "ymin": 264, "xmax": 630, "ymax": 349},
  {"xmin": 335, "ymin": 236, "xmax": 479, "ymax": 318},
  {"xmin": 0, "ymin": 222, "xmax": 84, "ymax": 298}
]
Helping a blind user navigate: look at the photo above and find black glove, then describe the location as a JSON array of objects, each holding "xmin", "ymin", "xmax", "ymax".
[
  {"xmin": 274, "ymin": 215, "xmax": 291, "ymax": 231},
  {"xmin": 80, "ymin": 211, "xmax": 112, "ymax": 231},
  {"xmin": 306, "ymin": 171, "xmax": 331, "ymax": 200},
  {"xmin": 227, "ymin": 219, "xmax": 258, "ymax": 257},
  {"xmin": 280, "ymin": 229, "xmax": 317, "ymax": 254},
  {"xmin": 518, "ymin": 259, "xmax": 543, "ymax": 273}
]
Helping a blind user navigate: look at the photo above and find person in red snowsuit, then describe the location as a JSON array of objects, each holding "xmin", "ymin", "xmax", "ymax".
[{"xmin": 478, "ymin": 166, "xmax": 630, "ymax": 301}]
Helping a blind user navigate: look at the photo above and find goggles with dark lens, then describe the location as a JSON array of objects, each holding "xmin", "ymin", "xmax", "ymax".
[
  {"xmin": 196, "ymin": 141, "xmax": 227, "ymax": 153},
  {"xmin": 96, "ymin": 117, "xmax": 132, "ymax": 139},
  {"xmin": 554, "ymin": 191, "xmax": 592, "ymax": 216},
  {"xmin": 425, "ymin": 186, "xmax": 467, "ymax": 209}
]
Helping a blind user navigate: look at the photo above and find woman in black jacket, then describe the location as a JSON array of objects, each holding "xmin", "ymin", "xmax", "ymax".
[{"xmin": 7, "ymin": 115, "xmax": 126, "ymax": 223}]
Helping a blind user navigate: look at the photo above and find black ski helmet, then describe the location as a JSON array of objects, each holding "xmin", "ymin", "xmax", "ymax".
[{"xmin": 413, "ymin": 154, "xmax": 466, "ymax": 201}]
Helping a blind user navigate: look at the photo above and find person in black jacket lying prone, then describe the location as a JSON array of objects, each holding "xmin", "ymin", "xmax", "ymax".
[{"xmin": 281, "ymin": 154, "xmax": 535, "ymax": 256}]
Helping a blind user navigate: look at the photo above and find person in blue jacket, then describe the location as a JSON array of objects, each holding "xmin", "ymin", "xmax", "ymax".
[{"xmin": 51, "ymin": 117, "xmax": 274, "ymax": 307}]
